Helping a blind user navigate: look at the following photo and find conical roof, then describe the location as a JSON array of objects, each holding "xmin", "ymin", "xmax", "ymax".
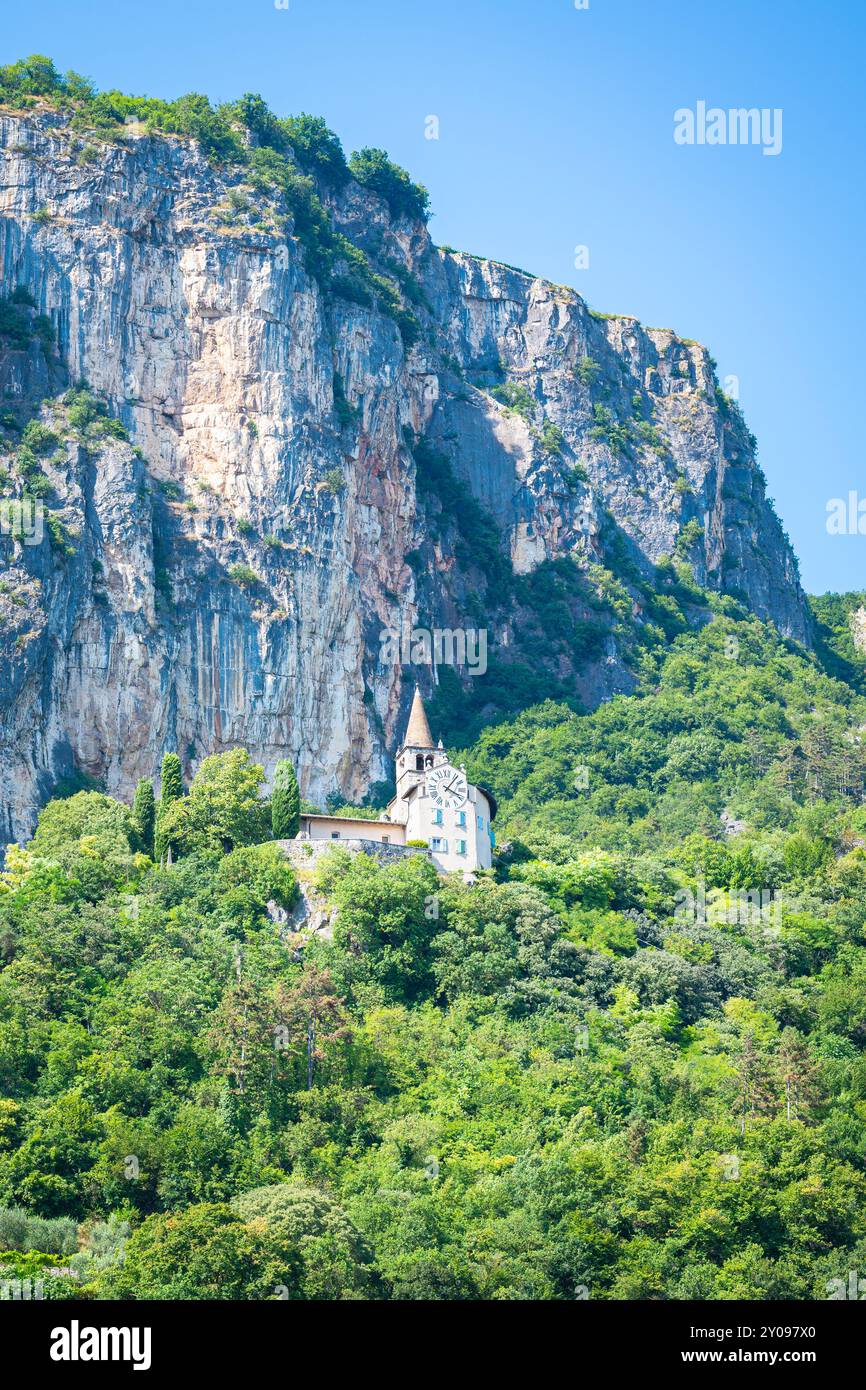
[{"xmin": 403, "ymin": 686, "xmax": 434, "ymax": 749}]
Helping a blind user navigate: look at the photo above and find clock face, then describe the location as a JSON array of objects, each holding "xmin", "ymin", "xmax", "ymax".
[{"xmin": 426, "ymin": 765, "xmax": 468, "ymax": 809}]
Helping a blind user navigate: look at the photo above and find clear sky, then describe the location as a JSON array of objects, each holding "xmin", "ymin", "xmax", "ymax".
[{"xmin": 4, "ymin": 0, "xmax": 863, "ymax": 594}]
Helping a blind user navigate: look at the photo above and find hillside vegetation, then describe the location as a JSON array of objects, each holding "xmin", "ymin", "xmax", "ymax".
[{"xmin": 3, "ymin": 604, "xmax": 866, "ymax": 1300}]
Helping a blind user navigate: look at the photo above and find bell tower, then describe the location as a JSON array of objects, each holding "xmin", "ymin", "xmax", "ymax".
[
  {"xmin": 394, "ymin": 687, "xmax": 449, "ymax": 801},
  {"xmin": 384, "ymin": 684, "xmax": 495, "ymax": 874}
]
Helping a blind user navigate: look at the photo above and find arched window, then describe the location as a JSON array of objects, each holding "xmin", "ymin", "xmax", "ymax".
[
  {"xmin": 425, "ymin": 755, "xmax": 434, "ymax": 768},
  {"xmin": 415, "ymin": 754, "xmax": 425, "ymax": 771}
]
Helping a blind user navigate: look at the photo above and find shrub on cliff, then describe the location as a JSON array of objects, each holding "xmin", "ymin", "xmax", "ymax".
[
  {"xmin": 348, "ymin": 147, "xmax": 430, "ymax": 222},
  {"xmin": 282, "ymin": 113, "xmax": 349, "ymax": 186},
  {"xmin": 228, "ymin": 563, "xmax": 261, "ymax": 590}
]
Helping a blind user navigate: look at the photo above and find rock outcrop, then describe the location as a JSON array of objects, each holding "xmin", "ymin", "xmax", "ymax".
[{"xmin": 0, "ymin": 107, "xmax": 810, "ymax": 840}]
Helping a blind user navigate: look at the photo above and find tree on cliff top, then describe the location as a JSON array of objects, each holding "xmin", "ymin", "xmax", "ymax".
[{"xmin": 348, "ymin": 147, "xmax": 430, "ymax": 222}]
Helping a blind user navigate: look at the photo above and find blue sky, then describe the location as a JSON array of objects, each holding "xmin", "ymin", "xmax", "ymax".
[{"xmin": 4, "ymin": 0, "xmax": 863, "ymax": 593}]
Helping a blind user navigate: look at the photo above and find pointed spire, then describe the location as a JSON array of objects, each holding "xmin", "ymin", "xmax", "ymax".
[{"xmin": 403, "ymin": 686, "xmax": 434, "ymax": 749}]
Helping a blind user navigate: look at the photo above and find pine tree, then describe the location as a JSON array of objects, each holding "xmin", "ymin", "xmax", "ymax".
[
  {"xmin": 275, "ymin": 965, "xmax": 351, "ymax": 1089},
  {"xmin": 734, "ymin": 1034, "xmax": 777, "ymax": 1134},
  {"xmin": 777, "ymin": 1027, "xmax": 822, "ymax": 1122},
  {"xmin": 271, "ymin": 758, "xmax": 300, "ymax": 839},
  {"xmin": 160, "ymin": 752, "xmax": 183, "ymax": 807},
  {"xmin": 132, "ymin": 777, "xmax": 156, "ymax": 855},
  {"xmin": 155, "ymin": 752, "xmax": 184, "ymax": 865}
]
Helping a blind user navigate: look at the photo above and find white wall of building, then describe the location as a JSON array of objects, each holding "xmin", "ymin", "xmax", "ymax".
[{"xmin": 298, "ymin": 815, "xmax": 406, "ymax": 846}]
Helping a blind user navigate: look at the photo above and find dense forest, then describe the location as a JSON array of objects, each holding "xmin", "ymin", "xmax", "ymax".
[{"xmin": 3, "ymin": 594, "xmax": 866, "ymax": 1300}]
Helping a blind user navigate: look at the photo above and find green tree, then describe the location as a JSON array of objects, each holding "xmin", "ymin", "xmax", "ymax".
[
  {"xmin": 171, "ymin": 750, "xmax": 269, "ymax": 856},
  {"xmin": 6, "ymin": 1093, "xmax": 104, "ymax": 1217},
  {"xmin": 159, "ymin": 752, "xmax": 183, "ymax": 808},
  {"xmin": 155, "ymin": 752, "xmax": 183, "ymax": 865},
  {"xmin": 131, "ymin": 778, "xmax": 155, "ymax": 855},
  {"xmin": 271, "ymin": 759, "xmax": 301, "ymax": 839},
  {"xmin": 91, "ymin": 1204, "xmax": 271, "ymax": 1300},
  {"xmin": 281, "ymin": 113, "xmax": 349, "ymax": 185},
  {"xmin": 348, "ymin": 147, "xmax": 430, "ymax": 221},
  {"xmin": 215, "ymin": 842, "xmax": 298, "ymax": 933},
  {"xmin": 320, "ymin": 852, "xmax": 441, "ymax": 1003},
  {"xmin": 231, "ymin": 1183, "xmax": 379, "ymax": 1299},
  {"xmin": 30, "ymin": 791, "xmax": 135, "ymax": 859},
  {"xmin": 275, "ymin": 965, "xmax": 351, "ymax": 1089}
]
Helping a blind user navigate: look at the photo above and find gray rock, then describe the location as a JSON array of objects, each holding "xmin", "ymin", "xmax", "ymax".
[{"xmin": 0, "ymin": 112, "xmax": 810, "ymax": 840}]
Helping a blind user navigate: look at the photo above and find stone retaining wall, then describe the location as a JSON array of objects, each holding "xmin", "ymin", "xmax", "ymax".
[{"xmin": 275, "ymin": 837, "xmax": 432, "ymax": 870}]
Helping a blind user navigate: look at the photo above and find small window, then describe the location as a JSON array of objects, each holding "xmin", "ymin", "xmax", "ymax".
[
  {"xmin": 457, "ymin": 811, "xmax": 466, "ymax": 828},
  {"xmin": 457, "ymin": 839, "xmax": 467, "ymax": 855},
  {"xmin": 415, "ymin": 754, "xmax": 424, "ymax": 771},
  {"xmin": 477, "ymin": 815, "xmax": 484, "ymax": 829},
  {"xmin": 382, "ymin": 836, "xmax": 390, "ymax": 844},
  {"xmin": 331, "ymin": 831, "xmax": 340, "ymax": 840},
  {"xmin": 433, "ymin": 809, "xmax": 443, "ymax": 825},
  {"xmin": 430, "ymin": 837, "xmax": 447, "ymax": 853}
]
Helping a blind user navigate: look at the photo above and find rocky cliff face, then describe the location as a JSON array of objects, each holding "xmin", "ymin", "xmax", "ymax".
[{"xmin": 0, "ymin": 108, "xmax": 810, "ymax": 841}]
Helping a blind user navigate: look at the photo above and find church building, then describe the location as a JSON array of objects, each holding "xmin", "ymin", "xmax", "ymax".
[{"xmin": 296, "ymin": 689, "xmax": 496, "ymax": 875}]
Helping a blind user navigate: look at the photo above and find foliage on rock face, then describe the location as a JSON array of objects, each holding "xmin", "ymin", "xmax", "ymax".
[
  {"xmin": 5, "ymin": 606, "xmax": 866, "ymax": 1298},
  {"xmin": 347, "ymin": 147, "xmax": 430, "ymax": 222}
]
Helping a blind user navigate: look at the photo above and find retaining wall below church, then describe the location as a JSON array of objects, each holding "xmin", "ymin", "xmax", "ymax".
[{"xmin": 276, "ymin": 838, "xmax": 432, "ymax": 870}]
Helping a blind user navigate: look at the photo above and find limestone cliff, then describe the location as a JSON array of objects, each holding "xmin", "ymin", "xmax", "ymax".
[{"xmin": 0, "ymin": 106, "xmax": 810, "ymax": 841}]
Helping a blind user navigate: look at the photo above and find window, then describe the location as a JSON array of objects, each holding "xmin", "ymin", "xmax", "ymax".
[
  {"xmin": 457, "ymin": 811, "xmax": 466, "ymax": 828},
  {"xmin": 433, "ymin": 808, "xmax": 443, "ymax": 825},
  {"xmin": 382, "ymin": 836, "xmax": 390, "ymax": 844},
  {"xmin": 415, "ymin": 754, "xmax": 424, "ymax": 771},
  {"xmin": 457, "ymin": 839, "xmax": 467, "ymax": 855},
  {"xmin": 477, "ymin": 815, "xmax": 484, "ymax": 829},
  {"xmin": 331, "ymin": 831, "xmax": 340, "ymax": 840},
  {"xmin": 430, "ymin": 837, "xmax": 447, "ymax": 853}
]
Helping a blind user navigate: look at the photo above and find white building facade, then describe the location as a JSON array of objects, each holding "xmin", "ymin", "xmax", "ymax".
[{"xmin": 296, "ymin": 689, "xmax": 496, "ymax": 876}]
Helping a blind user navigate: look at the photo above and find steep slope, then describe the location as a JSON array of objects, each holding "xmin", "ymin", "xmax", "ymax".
[{"xmin": 0, "ymin": 81, "xmax": 809, "ymax": 840}]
